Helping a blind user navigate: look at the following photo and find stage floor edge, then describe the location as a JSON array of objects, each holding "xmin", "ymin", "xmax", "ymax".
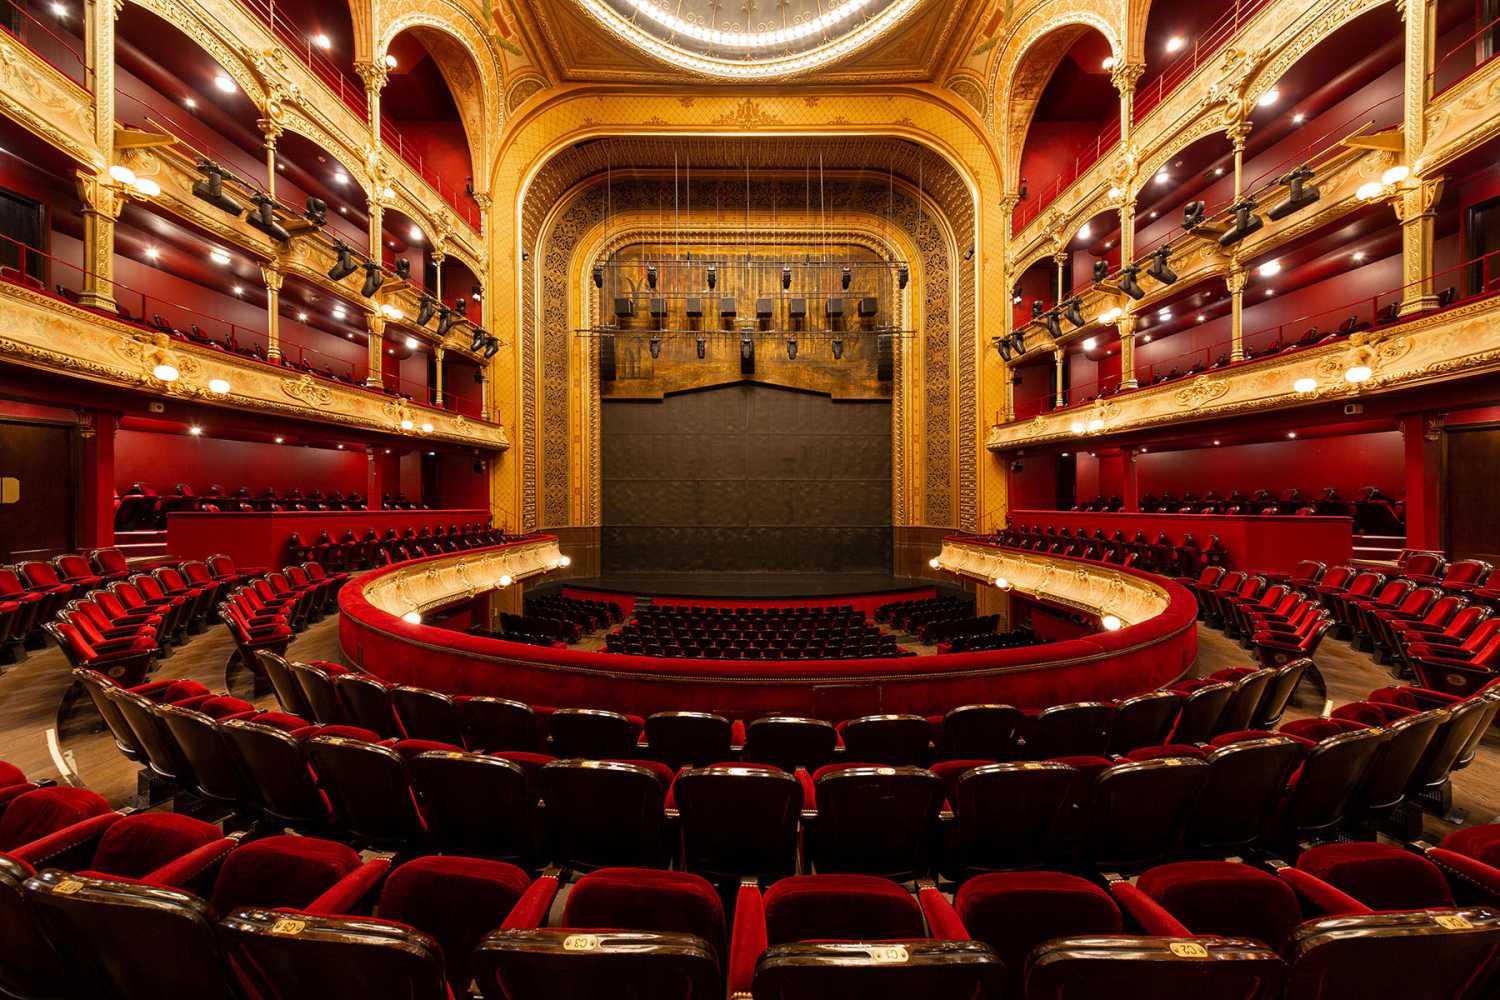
[{"xmin": 545, "ymin": 573, "xmax": 937, "ymax": 599}]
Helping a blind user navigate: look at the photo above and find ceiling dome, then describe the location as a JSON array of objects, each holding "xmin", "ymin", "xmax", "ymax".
[{"xmin": 575, "ymin": 0, "xmax": 922, "ymax": 79}]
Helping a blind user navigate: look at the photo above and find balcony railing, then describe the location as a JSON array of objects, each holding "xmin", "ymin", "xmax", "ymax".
[
  {"xmin": 1, "ymin": 0, "xmax": 86, "ymax": 86},
  {"xmin": 1431, "ymin": 7, "xmax": 1500, "ymax": 95},
  {"xmin": 1012, "ymin": 118, "xmax": 1122, "ymax": 235}
]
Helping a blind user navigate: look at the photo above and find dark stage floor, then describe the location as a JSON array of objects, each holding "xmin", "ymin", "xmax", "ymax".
[{"xmin": 556, "ymin": 572, "xmax": 932, "ymax": 599}]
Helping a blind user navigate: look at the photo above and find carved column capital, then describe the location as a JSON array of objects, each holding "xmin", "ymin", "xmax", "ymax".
[
  {"xmin": 1225, "ymin": 261, "xmax": 1248, "ymax": 296},
  {"xmin": 259, "ymin": 263, "xmax": 284, "ymax": 292},
  {"xmin": 353, "ymin": 60, "xmax": 389, "ymax": 93},
  {"xmin": 1109, "ymin": 61, "xmax": 1146, "ymax": 95}
]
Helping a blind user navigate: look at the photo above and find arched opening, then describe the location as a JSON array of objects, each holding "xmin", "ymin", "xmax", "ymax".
[
  {"xmin": 236, "ymin": 0, "xmax": 365, "ymax": 115},
  {"xmin": 1133, "ymin": 0, "xmax": 1264, "ymax": 118},
  {"xmin": 1011, "ymin": 26, "xmax": 1120, "ymax": 232},
  {"xmin": 381, "ymin": 27, "xmax": 481, "ymax": 223}
]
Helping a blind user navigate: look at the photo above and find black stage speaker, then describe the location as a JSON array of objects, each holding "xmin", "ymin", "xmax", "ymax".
[
  {"xmin": 599, "ymin": 336, "xmax": 616, "ymax": 381},
  {"xmin": 877, "ymin": 333, "xmax": 893, "ymax": 382}
]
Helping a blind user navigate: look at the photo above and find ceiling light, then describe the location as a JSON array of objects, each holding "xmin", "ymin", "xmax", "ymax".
[
  {"xmin": 213, "ymin": 73, "xmax": 235, "ymax": 94},
  {"xmin": 1294, "ymin": 377, "xmax": 1317, "ymax": 393},
  {"xmin": 108, "ymin": 164, "xmax": 136, "ymax": 186},
  {"xmin": 153, "ymin": 363, "xmax": 179, "ymax": 382},
  {"xmin": 332, "ymin": 305, "xmax": 346, "ymax": 318},
  {"xmin": 1196, "ymin": 314, "xmax": 1205, "ymax": 322},
  {"xmin": 992, "ymin": 576, "xmax": 1011, "ymax": 590},
  {"xmin": 1107, "ymin": 186, "xmax": 1122, "ymax": 199},
  {"xmin": 1098, "ymin": 307, "xmax": 1121, "ymax": 324},
  {"xmin": 1155, "ymin": 171, "xmax": 1169, "ymax": 184},
  {"xmin": 1166, "ymin": 36, "xmax": 1185, "ymax": 53},
  {"xmin": 1258, "ymin": 259, "xmax": 1281, "ymax": 277},
  {"xmin": 1087, "ymin": 418, "xmax": 1104, "ymax": 432},
  {"xmin": 1078, "ymin": 223, "xmax": 1091, "ymax": 239},
  {"xmin": 1287, "ymin": 431, "xmax": 1298, "ymax": 439},
  {"xmin": 405, "ymin": 336, "xmax": 418, "ymax": 349},
  {"xmin": 133, "ymin": 177, "xmax": 160, "ymax": 197},
  {"xmin": 1257, "ymin": 88, "xmax": 1279, "ymax": 107},
  {"xmin": 559, "ymin": 555, "xmax": 572, "ymax": 568},
  {"xmin": 384, "ymin": 54, "xmax": 398, "ymax": 68},
  {"xmin": 312, "ymin": 33, "xmax": 331, "ymax": 50},
  {"xmin": 339, "ymin": 206, "xmax": 348, "ymax": 214},
  {"xmin": 928, "ymin": 557, "xmax": 941, "ymax": 569},
  {"xmin": 297, "ymin": 311, "xmax": 308, "ymax": 321},
  {"xmin": 497, "ymin": 575, "xmax": 513, "ymax": 588},
  {"xmin": 1381, "ymin": 165, "xmax": 1411, "ymax": 186},
  {"xmin": 1149, "ymin": 211, "xmax": 1158, "ymax": 219},
  {"xmin": 1265, "ymin": 289, "xmax": 1275, "ymax": 296},
  {"xmin": 420, "ymin": 422, "xmax": 433, "ymax": 433},
  {"xmin": 188, "ymin": 425, "xmax": 202, "ymax": 436},
  {"xmin": 1082, "ymin": 337, "xmax": 1098, "ymax": 349},
  {"xmin": 1102, "ymin": 56, "xmax": 1115, "ymax": 70},
  {"xmin": 183, "ymin": 97, "xmax": 196, "ymax": 109},
  {"xmin": 50, "ymin": 2, "xmax": 67, "ymax": 16},
  {"xmin": 401, "ymin": 611, "xmax": 422, "ymax": 624},
  {"xmin": 1141, "ymin": 334, "xmax": 1151, "ymax": 343},
  {"xmin": 1070, "ymin": 421, "xmax": 1086, "ymax": 434},
  {"xmin": 232, "ymin": 285, "xmax": 243, "ymax": 295},
  {"xmin": 1213, "ymin": 166, "xmax": 1224, "ymax": 176},
  {"xmin": 1101, "ymin": 614, "xmax": 1123, "ymax": 631},
  {"xmin": 1213, "ymin": 440, "xmax": 1221, "ymax": 446},
  {"xmin": 332, "ymin": 171, "xmax": 347, "ymax": 185},
  {"xmin": 1356, "ymin": 181, "xmax": 1383, "ymax": 200},
  {"xmin": 408, "ymin": 226, "xmax": 423, "ymax": 242},
  {"xmin": 274, "ymin": 436, "xmax": 284, "ymax": 444},
  {"xmin": 400, "ymin": 418, "xmax": 414, "ymax": 430},
  {"xmin": 1345, "ymin": 365, "xmax": 1372, "ymax": 383},
  {"xmin": 1292, "ymin": 112, "xmax": 1305, "ymax": 124},
  {"xmin": 209, "ymin": 248, "xmax": 230, "ymax": 265},
  {"xmin": 145, "ymin": 246, "xmax": 159, "ymax": 260},
  {"xmin": 382, "ymin": 304, "xmax": 404, "ymax": 320},
  {"xmin": 1157, "ymin": 308, "xmax": 1172, "ymax": 319},
  {"xmin": 1352, "ymin": 251, "xmax": 1366, "ymax": 262}
]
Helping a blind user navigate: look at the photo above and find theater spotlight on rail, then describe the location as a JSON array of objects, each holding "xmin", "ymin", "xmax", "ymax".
[
  {"xmin": 360, "ymin": 261, "xmax": 385, "ymax": 297},
  {"xmin": 1268, "ymin": 165, "xmax": 1320, "ymax": 220},
  {"xmin": 191, "ymin": 159, "xmax": 243, "ymax": 217},
  {"xmin": 1147, "ymin": 247, "xmax": 1178, "ymax": 285}
]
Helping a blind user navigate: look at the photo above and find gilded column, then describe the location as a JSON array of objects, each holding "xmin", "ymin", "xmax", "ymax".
[
  {"xmin": 84, "ymin": 0, "xmax": 116, "ymax": 162},
  {"xmin": 366, "ymin": 193, "xmax": 385, "ymax": 270},
  {"xmin": 261, "ymin": 263, "xmax": 284, "ymax": 361},
  {"xmin": 434, "ymin": 346, "xmax": 445, "ymax": 406},
  {"xmin": 1052, "ymin": 251, "xmax": 1068, "ymax": 303},
  {"xmin": 1111, "ymin": 62, "xmax": 1144, "ymax": 149},
  {"xmin": 1118, "ymin": 311, "xmax": 1139, "ymax": 390},
  {"xmin": 75, "ymin": 171, "xmax": 123, "ymax": 311},
  {"xmin": 1053, "ymin": 346, "xmax": 1066, "ymax": 408},
  {"xmin": 431, "ymin": 249, "xmax": 446, "ymax": 301},
  {"xmin": 366, "ymin": 311, "xmax": 385, "ymax": 388},
  {"xmin": 258, "ymin": 117, "xmax": 283, "ymax": 199},
  {"xmin": 1117, "ymin": 198, "xmax": 1137, "ymax": 274},
  {"xmin": 1396, "ymin": 177, "xmax": 1444, "ymax": 316},
  {"xmin": 1227, "ymin": 260, "xmax": 1247, "ymax": 362},
  {"xmin": 472, "ymin": 191, "xmax": 492, "ymax": 237},
  {"xmin": 355, "ymin": 60, "xmax": 389, "ymax": 265},
  {"xmin": 1227, "ymin": 119, "xmax": 1252, "ymax": 200},
  {"xmin": 1399, "ymin": 0, "xmax": 1433, "ymax": 168}
]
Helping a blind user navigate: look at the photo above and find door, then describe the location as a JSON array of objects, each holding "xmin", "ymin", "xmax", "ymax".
[
  {"xmin": 1444, "ymin": 425, "xmax": 1500, "ymax": 564},
  {"xmin": 0, "ymin": 421, "xmax": 75, "ymax": 560}
]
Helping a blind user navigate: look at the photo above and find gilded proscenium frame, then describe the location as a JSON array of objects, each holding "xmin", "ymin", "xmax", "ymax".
[
  {"xmin": 0, "ymin": 279, "xmax": 508, "ymax": 449},
  {"xmin": 570, "ymin": 218, "xmax": 920, "ymax": 531},
  {"xmin": 358, "ymin": 537, "xmax": 563, "ymax": 618},
  {"xmin": 987, "ymin": 294, "xmax": 1500, "ymax": 451},
  {"xmin": 937, "ymin": 538, "xmax": 1169, "ymax": 627}
]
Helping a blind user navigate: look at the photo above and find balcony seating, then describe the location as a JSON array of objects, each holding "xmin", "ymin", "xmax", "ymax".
[
  {"xmin": 644, "ymin": 711, "xmax": 731, "ymax": 768},
  {"xmin": 806, "ymin": 765, "xmax": 944, "ymax": 878},
  {"xmin": 44, "ymin": 619, "xmax": 159, "ymax": 686},
  {"xmin": 542, "ymin": 759, "xmax": 672, "ymax": 870},
  {"xmin": 1405, "ymin": 618, "xmax": 1500, "ymax": 696}
]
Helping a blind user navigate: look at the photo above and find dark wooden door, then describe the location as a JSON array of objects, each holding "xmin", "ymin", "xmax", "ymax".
[
  {"xmin": 1445, "ymin": 426, "xmax": 1500, "ymax": 564},
  {"xmin": 0, "ymin": 421, "xmax": 75, "ymax": 560}
]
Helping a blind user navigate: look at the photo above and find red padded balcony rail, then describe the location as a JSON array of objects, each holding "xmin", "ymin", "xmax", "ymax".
[
  {"xmin": 1011, "ymin": 118, "xmax": 1122, "ymax": 235},
  {"xmin": 0, "ymin": 0, "xmax": 87, "ymax": 87},
  {"xmin": 1430, "ymin": 7, "xmax": 1500, "ymax": 95}
]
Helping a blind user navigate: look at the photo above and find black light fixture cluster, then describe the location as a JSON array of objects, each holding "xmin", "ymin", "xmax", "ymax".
[
  {"xmin": 191, "ymin": 160, "xmax": 243, "ymax": 216},
  {"xmin": 327, "ymin": 241, "xmax": 358, "ymax": 281},
  {"xmin": 394, "ymin": 258, "xmax": 411, "ymax": 281},
  {"xmin": 1267, "ymin": 165, "xmax": 1320, "ymax": 220},
  {"xmin": 469, "ymin": 326, "xmax": 500, "ymax": 358},
  {"xmin": 246, "ymin": 193, "xmax": 290, "ymax": 242}
]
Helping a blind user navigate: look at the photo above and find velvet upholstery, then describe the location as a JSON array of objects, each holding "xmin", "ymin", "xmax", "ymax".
[
  {"xmin": 672, "ymin": 765, "xmax": 802, "ymax": 880},
  {"xmin": 1136, "ymin": 861, "xmax": 1302, "ymax": 949},
  {"xmin": 0, "ymin": 761, "xmax": 25, "ymax": 790},
  {"xmin": 563, "ymin": 867, "xmax": 726, "ymax": 960},
  {"xmin": 1124, "ymin": 743, "xmax": 1205, "ymax": 762},
  {"xmin": 956, "ymin": 872, "xmax": 1122, "ymax": 986},
  {"xmin": 949, "ymin": 762, "xmax": 1072, "ymax": 874},
  {"xmin": 0, "ymin": 787, "xmax": 111, "ymax": 851},
  {"xmin": 409, "ymin": 751, "xmax": 534, "ymax": 861},
  {"xmin": 1443, "ymin": 824, "xmax": 1500, "ymax": 867},
  {"xmin": 763, "ymin": 874, "xmax": 924, "ymax": 944},
  {"xmin": 1295, "ymin": 843, "xmax": 1455, "ymax": 910},
  {"xmin": 379, "ymin": 856, "xmax": 531, "ymax": 985},
  {"xmin": 808, "ymin": 766, "xmax": 943, "ymax": 878},
  {"xmin": 541, "ymin": 760, "xmax": 670, "ymax": 869},
  {"xmin": 209, "ymin": 835, "xmax": 363, "ymax": 914},
  {"xmin": 86, "ymin": 813, "xmax": 223, "ymax": 879}
]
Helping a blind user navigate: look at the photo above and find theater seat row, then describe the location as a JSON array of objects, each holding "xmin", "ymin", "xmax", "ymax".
[{"xmin": 5, "ymin": 799, "xmax": 1500, "ymax": 999}]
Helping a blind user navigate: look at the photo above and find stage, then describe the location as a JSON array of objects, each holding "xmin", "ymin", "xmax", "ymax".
[{"xmin": 550, "ymin": 573, "xmax": 933, "ymax": 599}]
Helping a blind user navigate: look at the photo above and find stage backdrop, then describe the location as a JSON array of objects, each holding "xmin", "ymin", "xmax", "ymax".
[{"xmin": 601, "ymin": 383, "xmax": 892, "ymax": 573}]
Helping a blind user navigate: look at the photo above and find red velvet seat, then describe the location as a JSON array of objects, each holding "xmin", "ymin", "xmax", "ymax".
[
  {"xmin": 1106, "ymin": 690, "xmax": 1180, "ymax": 754},
  {"xmin": 1293, "ymin": 842, "xmax": 1453, "ymax": 911},
  {"xmin": 304, "ymin": 736, "xmax": 427, "ymax": 849},
  {"xmin": 391, "ymin": 685, "xmax": 467, "ymax": 746},
  {"xmin": 1190, "ymin": 737, "xmax": 1302, "ymax": 852},
  {"xmin": 1080, "ymin": 758, "xmax": 1211, "ymax": 870},
  {"xmin": 107, "ymin": 687, "xmax": 198, "ymax": 784},
  {"xmin": 549, "ymin": 708, "xmax": 643, "ymax": 759},
  {"xmin": 742, "ymin": 716, "xmax": 838, "ymax": 772},
  {"xmin": 288, "ymin": 660, "xmax": 348, "ymax": 725},
  {"xmin": 1026, "ymin": 935, "xmax": 1284, "ymax": 1000},
  {"xmin": 1167, "ymin": 679, "xmax": 1234, "ymax": 743},
  {"xmin": 219, "ymin": 719, "xmax": 336, "ymax": 830},
  {"xmin": 807, "ymin": 765, "xmax": 943, "ymax": 878},
  {"xmin": 838, "ymin": 714, "xmax": 933, "ymax": 767},
  {"xmin": 956, "ymin": 871, "xmax": 1122, "ymax": 991},
  {"xmin": 643, "ymin": 711, "xmax": 732, "ymax": 769},
  {"xmin": 255, "ymin": 651, "xmax": 315, "ymax": 719},
  {"xmin": 408, "ymin": 750, "xmax": 536, "ymax": 863},
  {"xmin": 1123, "ymin": 861, "xmax": 1304, "ymax": 950},
  {"xmin": 672, "ymin": 764, "xmax": 803, "ymax": 880},
  {"xmin": 460, "ymin": 696, "xmax": 541, "ymax": 752},
  {"xmin": 44, "ymin": 620, "xmax": 158, "ymax": 686},
  {"xmin": 153, "ymin": 566, "xmax": 214, "ymax": 632},
  {"xmin": 938, "ymin": 703, "xmax": 1022, "ymax": 760},
  {"xmin": 475, "ymin": 868, "xmax": 722, "ymax": 1000},
  {"xmin": 0, "ymin": 786, "xmax": 112, "ymax": 852},
  {"xmin": 1280, "ymin": 727, "xmax": 1386, "ymax": 842},
  {"xmin": 1023, "ymin": 701, "xmax": 1113, "ymax": 759},
  {"xmin": 1213, "ymin": 667, "xmax": 1276, "ymax": 735},
  {"xmin": 1402, "ymin": 691, "xmax": 1496, "ymax": 811},
  {"xmin": 333, "ymin": 672, "xmax": 402, "ymax": 738},
  {"xmin": 51, "ymin": 553, "xmax": 105, "ymax": 594},
  {"xmin": 541, "ymin": 759, "xmax": 671, "ymax": 869},
  {"xmin": 87, "ymin": 547, "xmax": 134, "ymax": 584}
]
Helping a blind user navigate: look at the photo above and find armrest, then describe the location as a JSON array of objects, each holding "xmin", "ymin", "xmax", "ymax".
[
  {"xmin": 303, "ymin": 857, "xmax": 392, "ymax": 916},
  {"xmin": 918, "ymin": 883, "xmax": 969, "ymax": 941},
  {"xmin": 146, "ymin": 836, "xmax": 238, "ymax": 893},
  {"xmin": 727, "ymin": 880, "xmax": 766, "ymax": 1000},
  {"xmin": 1108, "ymin": 880, "xmax": 1192, "ymax": 937},
  {"xmin": 502, "ymin": 873, "xmax": 560, "ymax": 930},
  {"xmin": 1410, "ymin": 650, "xmax": 1481, "ymax": 667},
  {"xmin": 10, "ymin": 812, "xmax": 122, "ymax": 868},
  {"xmin": 1274, "ymin": 866, "xmax": 1372, "ymax": 916},
  {"xmin": 1423, "ymin": 847, "xmax": 1500, "ymax": 905}
]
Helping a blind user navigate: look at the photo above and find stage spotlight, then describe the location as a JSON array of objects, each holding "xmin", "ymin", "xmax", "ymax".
[
  {"xmin": 1093, "ymin": 260, "xmax": 1109, "ymax": 283},
  {"xmin": 696, "ymin": 336, "xmax": 706, "ymax": 359},
  {"xmin": 436, "ymin": 306, "xmax": 454, "ymax": 336},
  {"xmin": 1063, "ymin": 297, "xmax": 1085, "ymax": 328},
  {"xmin": 841, "ymin": 266, "xmax": 852, "ymax": 290},
  {"xmin": 1147, "ymin": 247, "xmax": 1178, "ymax": 285},
  {"xmin": 1044, "ymin": 308, "xmax": 1063, "ymax": 339},
  {"xmin": 592, "ymin": 266, "xmax": 603, "ymax": 288},
  {"xmin": 191, "ymin": 160, "xmax": 243, "ymax": 216},
  {"xmin": 897, "ymin": 264, "xmax": 909, "ymax": 289},
  {"xmin": 786, "ymin": 335, "xmax": 798, "ymax": 360},
  {"xmin": 994, "ymin": 336, "xmax": 1013, "ymax": 362},
  {"xmin": 1218, "ymin": 198, "xmax": 1263, "ymax": 246},
  {"xmin": 360, "ymin": 261, "xmax": 385, "ymax": 297},
  {"xmin": 831, "ymin": 338, "xmax": 844, "ymax": 360},
  {"xmin": 394, "ymin": 258, "xmax": 411, "ymax": 281},
  {"xmin": 646, "ymin": 265, "xmax": 658, "ymax": 290},
  {"xmin": 1182, "ymin": 200, "xmax": 1207, "ymax": 229},
  {"xmin": 1031, "ymin": 300, "xmax": 1044, "ymax": 319},
  {"xmin": 1118, "ymin": 264, "xmax": 1146, "ymax": 300},
  {"xmin": 416, "ymin": 296, "xmax": 437, "ymax": 326},
  {"xmin": 304, "ymin": 197, "xmax": 327, "ymax": 226},
  {"xmin": 649, "ymin": 336, "xmax": 661, "ymax": 359},
  {"xmin": 740, "ymin": 335, "xmax": 753, "ymax": 360},
  {"xmin": 453, "ymin": 297, "xmax": 467, "ymax": 317},
  {"xmin": 470, "ymin": 327, "xmax": 486, "ymax": 352},
  {"xmin": 706, "ymin": 264, "xmax": 717, "ymax": 290},
  {"xmin": 246, "ymin": 194, "xmax": 290, "ymax": 242},
  {"xmin": 482, "ymin": 337, "xmax": 499, "ymax": 359},
  {"xmin": 327, "ymin": 241, "xmax": 358, "ymax": 281},
  {"xmin": 1267, "ymin": 165, "xmax": 1319, "ymax": 220}
]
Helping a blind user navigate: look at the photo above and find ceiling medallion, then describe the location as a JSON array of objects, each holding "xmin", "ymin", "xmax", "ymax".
[{"xmin": 575, "ymin": 0, "xmax": 922, "ymax": 79}]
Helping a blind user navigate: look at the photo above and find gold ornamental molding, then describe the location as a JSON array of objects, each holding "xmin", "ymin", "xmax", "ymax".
[
  {"xmin": 0, "ymin": 31, "xmax": 98, "ymax": 167},
  {"xmin": 1424, "ymin": 57, "xmax": 1500, "ymax": 172},
  {"xmin": 937, "ymin": 538, "xmax": 1169, "ymax": 627},
  {"xmin": 0, "ymin": 280, "xmax": 509, "ymax": 450},
  {"xmin": 358, "ymin": 536, "xmax": 564, "ymax": 618},
  {"xmin": 987, "ymin": 294, "xmax": 1500, "ymax": 451}
]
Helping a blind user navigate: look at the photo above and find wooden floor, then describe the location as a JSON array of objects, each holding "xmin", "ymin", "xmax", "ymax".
[{"xmin": 3, "ymin": 615, "xmax": 1497, "ymax": 834}]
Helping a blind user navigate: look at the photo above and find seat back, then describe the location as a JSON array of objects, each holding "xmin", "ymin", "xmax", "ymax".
[
  {"xmin": 1171, "ymin": 683, "xmax": 1235, "ymax": 743},
  {"xmin": 332, "ymin": 673, "xmax": 401, "ymax": 738},
  {"xmin": 743, "ymin": 717, "xmax": 838, "ymax": 772},
  {"xmin": 674, "ymin": 765, "xmax": 803, "ymax": 880},
  {"xmin": 391, "ymin": 686, "xmax": 466, "ymax": 745},
  {"xmin": 952, "ymin": 763, "xmax": 1074, "ymax": 872},
  {"xmin": 1026, "ymin": 702, "xmax": 1113, "ymax": 759},
  {"xmin": 287, "ymin": 661, "xmax": 346, "ymax": 725},
  {"xmin": 810, "ymin": 767, "xmax": 944, "ymax": 878},
  {"xmin": 1107, "ymin": 692, "xmax": 1181, "ymax": 754},
  {"xmin": 1253, "ymin": 659, "xmax": 1313, "ymax": 728},
  {"xmin": 475, "ymin": 930, "xmax": 720, "ymax": 1000},
  {"xmin": 549, "ymin": 709, "xmax": 641, "ymax": 759},
  {"xmin": 219, "ymin": 720, "xmax": 330, "ymax": 825},
  {"xmin": 644, "ymin": 712, "xmax": 732, "ymax": 769},
  {"xmin": 461, "ymin": 697, "xmax": 541, "ymax": 752},
  {"xmin": 304, "ymin": 737, "xmax": 424, "ymax": 846},
  {"xmin": 1192, "ymin": 738, "xmax": 1303, "ymax": 851},
  {"xmin": 407, "ymin": 752, "xmax": 532, "ymax": 861},
  {"xmin": 541, "ymin": 760, "xmax": 670, "ymax": 869},
  {"xmin": 218, "ymin": 909, "xmax": 450, "ymax": 1000},
  {"xmin": 751, "ymin": 940, "xmax": 1005, "ymax": 1000},
  {"xmin": 23, "ymin": 870, "xmax": 237, "ymax": 1000},
  {"xmin": 108, "ymin": 689, "xmax": 193, "ymax": 782},
  {"xmin": 158, "ymin": 705, "xmax": 253, "ymax": 802},
  {"xmin": 1407, "ymin": 695, "xmax": 1492, "ymax": 795},
  {"xmin": 1284, "ymin": 909, "xmax": 1500, "ymax": 1000},
  {"xmin": 1216, "ymin": 669, "xmax": 1275, "ymax": 735},
  {"xmin": 1286, "ymin": 729, "xmax": 1386, "ymax": 838},
  {"xmin": 940, "ymin": 704, "xmax": 1022, "ymax": 760},
  {"xmin": 1027, "ymin": 936, "xmax": 1284, "ymax": 1000},
  {"xmin": 1082, "ymin": 759, "xmax": 1211, "ymax": 869},
  {"xmin": 840, "ymin": 715, "xmax": 933, "ymax": 767},
  {"xmin": 1352, "ymin": 709, "xmax": 1446, "ymax": 815},
  {"xmin": 72, "ymin": 668, "xmax": 143, "ymax": 758},
  {"xmin": 255, "ymin": 651, "xmax": 314, "ymax": 718}
]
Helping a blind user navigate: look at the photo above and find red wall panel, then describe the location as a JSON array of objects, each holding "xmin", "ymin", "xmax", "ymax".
[
  {"xmin": 1133, "ymin": 432, "xmax": 1403, "ymax": 499},
  {"xmin": 116, "ymin": 429, "xmax": 368, "ymax": 496}
]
